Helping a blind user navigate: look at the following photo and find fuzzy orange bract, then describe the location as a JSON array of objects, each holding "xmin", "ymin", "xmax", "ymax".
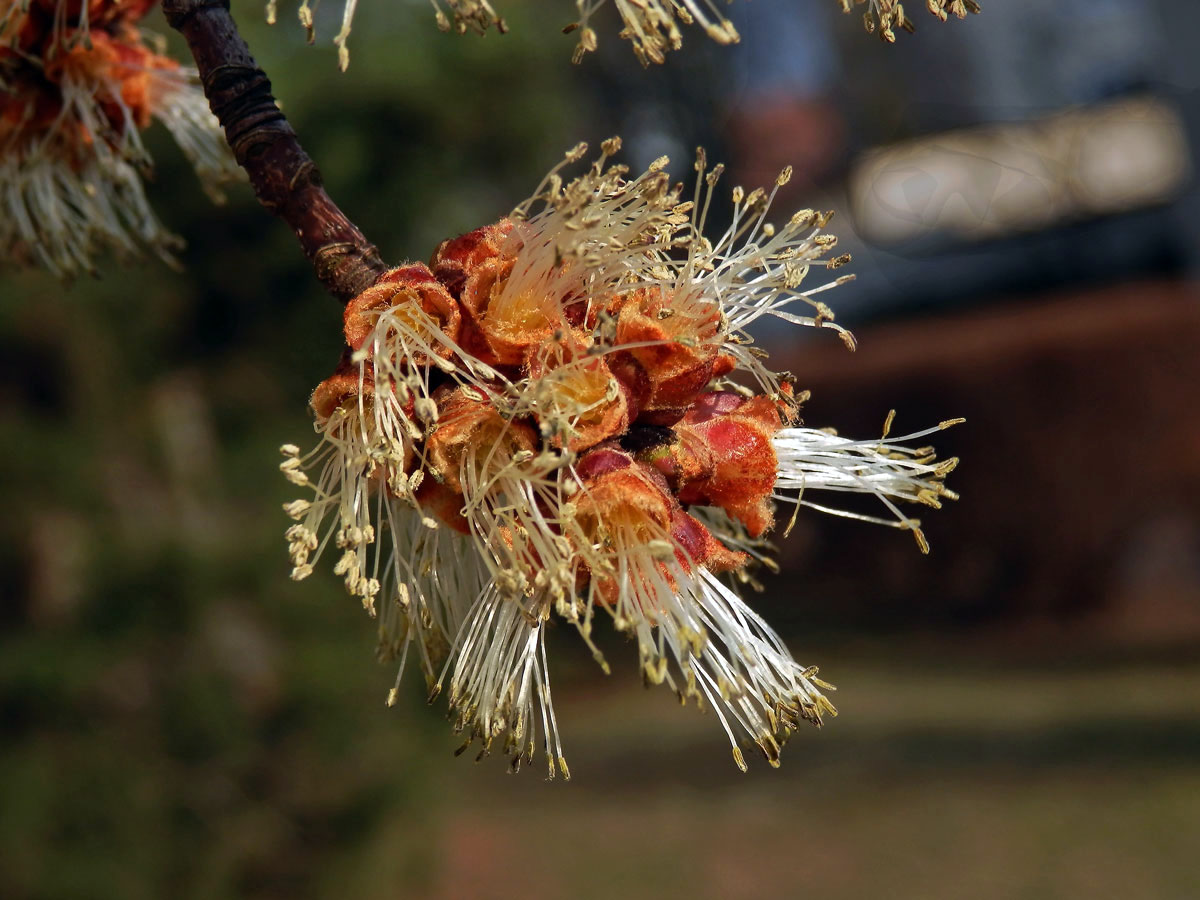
[
  {"xmin": 424, "ymin": 385, "xmax": 537, "ymax": 493},
  {"xmin": 414, "ymin": 478, "xmax": 472, "ymax": 534},
  {"xmin": 525, "ymin": 331, "xmax": 629, "ymax": 452},
  {"xmin": 460, "ymin": 257, "xmax": 566, "ymax": 366},
  {"xmin": 609, "ymin": 286, "xmax": 731, "ymax": 424},
  {"xmin": 572, "ymin": 456, "xmax": 672, "ymax": 544},
  {"xmin": 430, "ymin": 220, "xmax": 515, "ymax": 298},
  {"xmin": 344, "ymin": 263, "xmax": 462, "ymax": 360},
  {"xmin": 310, "ymin": 366, "xmax": 373, "ymax": 420}
]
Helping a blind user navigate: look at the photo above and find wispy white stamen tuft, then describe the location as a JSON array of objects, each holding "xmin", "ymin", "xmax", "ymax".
[
  {"xmin": 773, "ymin": 414, "xmax": 963, "ymax": 552},
  {"xmin": 283, "ymin": 143, "xmax": 961, "ymax": 776}
]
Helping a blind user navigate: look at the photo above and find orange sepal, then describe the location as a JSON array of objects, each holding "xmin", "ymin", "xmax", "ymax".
[
  {"xmin": 424, "ymin": 385, "xmax": 537, "ymax": 493},
  {"xmin": 674, "ymin": 392, "xmax": 783, "ymax": 537},
  {"xmin": 343, "ymin": 263, "xmax": 462, "ymax": 365},
  {"xmin": 572, "ymin": 448, "xmax": 748, "ymax": 598},
  {"xmin": 525, "ymin": 331, "xmax": 629, "ymax": 453},
  {"xmin": 310, "ymin": 365, "xmax": 374, "ymax": 421},
  {"xmin": 670, "ymin": 508, "xmax": 748, "ymax": 573},
  {"xmin": 609, "ymin": 286, "xmax": 724, "ymax": 422},
  {"xmin": 430, "ymin": 219, "xmax": 514, "ymax": 299},
  {"xmin": 458, "ymin": 255, "xmax": 568, "ymax": 367}
]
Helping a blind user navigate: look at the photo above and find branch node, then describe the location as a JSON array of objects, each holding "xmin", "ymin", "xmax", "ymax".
[
  {"xmin": 162, "ymin": 0, "xmax": 231, "ymax": 30},
  {"xmin": 289, "ymin": 160, "xmax": 319, "ymax": 192},
  {"xmin": 167, "ymin": 0, "xmax": 388, "ymax": 303}
]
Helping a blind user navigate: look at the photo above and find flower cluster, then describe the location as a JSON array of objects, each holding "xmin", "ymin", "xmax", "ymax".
[
  {"xmin": 0, "ymin": 0, "xmax": 239, "ymax": 276},
  {"xmin": 286, "ymin": 0, "xmax": 981, "ymax": 69},
  {"xmin": 282, "ymin": 140, "xmax": 960, "ymax": 776}
]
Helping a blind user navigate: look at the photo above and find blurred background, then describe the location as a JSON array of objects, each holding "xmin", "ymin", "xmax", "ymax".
[{"xmin": 3, "ymin": 0, "xmax": 1199, "ymax": 897}]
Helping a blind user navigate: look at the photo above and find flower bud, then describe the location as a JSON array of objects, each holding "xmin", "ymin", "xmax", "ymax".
[
  {"xmin": 671, "ymin": 392, "xmax": 785, "ymax": 537},
  {"xmin": 608, "ymin": 286, "xmax": 734, "ymax": 424},
  {"xmin": 669, "ymin": 508, "xmax": 747, "ymax": 573}
]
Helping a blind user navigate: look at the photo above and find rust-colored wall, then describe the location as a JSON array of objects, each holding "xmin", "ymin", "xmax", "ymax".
[{"xmin": 764, "ymin": 281, "xmax": 1200, "ymax": 641}]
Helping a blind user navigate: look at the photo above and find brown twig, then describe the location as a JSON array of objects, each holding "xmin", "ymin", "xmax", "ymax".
[{"xmin": 162, "ymin": 0, "xmax": 388, "ymax": 303}]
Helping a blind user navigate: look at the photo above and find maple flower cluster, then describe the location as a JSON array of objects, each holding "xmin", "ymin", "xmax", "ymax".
[
  {"xmin": 282, "ymin": 140, "xmax": 960, "ymax": 777},
  {"xmin": 0, "ymin": 0, "xmax": 238, "ymax": 276},
  {"xmin": 284, "ymin": 0, "xmax": 980, "ymax": 69}
]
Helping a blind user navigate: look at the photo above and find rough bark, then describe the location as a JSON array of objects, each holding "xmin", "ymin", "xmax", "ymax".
[{"xmin": 162, "ymin": 0, "xmax": 388, "ymax": 303}]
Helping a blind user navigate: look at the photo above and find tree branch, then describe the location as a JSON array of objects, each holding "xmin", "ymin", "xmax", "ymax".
[{"xmin": 163, "ymin": 0, "xmax": 388, "ymax": 304}]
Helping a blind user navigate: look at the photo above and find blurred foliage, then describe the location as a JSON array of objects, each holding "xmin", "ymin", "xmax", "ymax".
[{"xmin": 1, "ymin": 4, "xmax": 582, "ymax": 897}]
